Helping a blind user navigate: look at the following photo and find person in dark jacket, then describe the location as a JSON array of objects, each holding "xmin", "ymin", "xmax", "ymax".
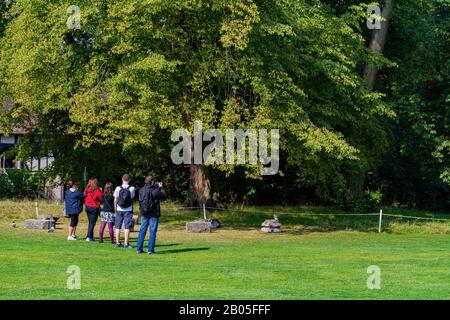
[
  {"xmin": 99, "ymin": 182, "xmax": 115, "ymax": 244},
  {"xmin": 136, "ymin": 176, "xmax": 167, "ymax": 254},
  {"xmin": 65, "ymin": 180, "xmax": 85, "ymax": 241}
]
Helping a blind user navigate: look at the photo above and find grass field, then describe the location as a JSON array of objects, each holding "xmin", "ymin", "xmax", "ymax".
[{"xmin": 0, "ymin": 200, "xmax": 449, "ymax": 299}]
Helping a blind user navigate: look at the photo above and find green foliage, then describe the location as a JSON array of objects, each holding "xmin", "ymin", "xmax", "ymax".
[
  {"xmin": 0, "ymin": 0, "xmax": 392, "ymax": 204},
  {"xmin": 350, "ymin": 189, "xmax": 382, "ymax": 213},
  {"xmin": 0, "ymin": 0, "xmax": 447, "ymax": 209},
  {"xmin": 0, "ymin": 170, "xmax": 46, "ymax": 199},
  {"xmin": 377, "ymin": 0, "xmax": 450, "ymax": 210}
]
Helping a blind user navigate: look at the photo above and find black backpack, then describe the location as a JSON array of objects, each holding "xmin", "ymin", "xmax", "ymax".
[
  {"xmin": 140, "ymin": 185, "xmax": 157, "ymax": 217},
  {"xmin": 117, "ymin": 186, "xmax": 132, "ymax": 208}
]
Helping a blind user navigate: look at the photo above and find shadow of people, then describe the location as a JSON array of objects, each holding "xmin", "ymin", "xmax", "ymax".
[
  {"xmin": 157, "ymin": 247, "xmax": 210, "ymax": 255},
  {"xmin": 156, "ymin": 243, "xmax": 181, "ymax": 247}
]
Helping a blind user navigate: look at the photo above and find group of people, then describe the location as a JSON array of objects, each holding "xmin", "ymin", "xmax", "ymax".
[{"xmin": 64, "ymin": 174, "xmax": 167, "ymax": 254}]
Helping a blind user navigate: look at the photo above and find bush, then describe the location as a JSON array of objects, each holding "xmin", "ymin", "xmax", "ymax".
[
  {"xmin": 0, "ymin": 169, "xmax": 46, "ymax": 199},
  {"xmin": 0, "ymin": 174, "xmax": 12, "ymax": 198},
  {"xmin": 351, "ymin": 190, "xmax": 383, "ymax": 213}
]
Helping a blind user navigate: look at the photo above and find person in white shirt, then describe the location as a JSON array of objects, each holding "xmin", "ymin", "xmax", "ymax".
[{"xmin": 113, "ymin": 174, "xmax": 136, "ymax": 249}]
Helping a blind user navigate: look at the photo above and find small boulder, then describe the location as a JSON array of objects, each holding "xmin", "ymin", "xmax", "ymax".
[
  {"xmin": 36, "ymin": 215, "xmax": 59, "ymax": 222},
  {"xmin": 261, "ymin": 217, "xmax": 282, "ymax": 233},
  {"xmin": 129, "ymin": 215, "xmax": 139, "ymax": 232},
  {"xmin": 186, "ymin": 220, "xmax": 211, "ymax": 233},
  {"xmin": 209, "ymin": 219, "xmax": 221, "ymax": 229},
  {"xmin": 261, "ymin": 219, "xmax": 282, "ymax": 228},
  {"xmin": 261, "ymin": 227, "xmax": 282, "ymax": 233},
  {"xmin": 24, "ymin": 219, "xmax": 53, "ymax": 230}
]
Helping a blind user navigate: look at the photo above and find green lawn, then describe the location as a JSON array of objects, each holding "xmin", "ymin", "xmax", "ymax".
[{"xmin": 0, "ymin": 201, "xmax": 449, "ymax": 299}]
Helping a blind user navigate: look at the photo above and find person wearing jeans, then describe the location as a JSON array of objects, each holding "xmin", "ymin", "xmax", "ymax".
[
  {"xmin": 86, "ymin": 206, "xmax": 100, "ymax": 240},
  {"xmin": 137, "ymin": 176, "xmax": 167, "ymax": 254},
  {"xmin": 137, "ymin": 216, "xmax": 159, "ymax": 254}
]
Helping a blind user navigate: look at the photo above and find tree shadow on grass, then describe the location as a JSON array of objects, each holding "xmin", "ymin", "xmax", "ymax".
[{"xmin": 157, "ymin": 247, "xmax": 210, "ymax": 255}]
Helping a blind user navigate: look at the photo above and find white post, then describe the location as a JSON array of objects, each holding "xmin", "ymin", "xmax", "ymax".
[
  {"xmin": 35, "ymin": 201, "xmax": 40, "ymax": 219},
  {"xmin": 203, "ymin": 203, "xmax": 207, "ymax": 220},
  {"xmin": 378, "ymin": 209, "xmax": 383, "ymax": 233}
]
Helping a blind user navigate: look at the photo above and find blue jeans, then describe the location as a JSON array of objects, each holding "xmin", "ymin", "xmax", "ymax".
[{"xmin": 136, "ymin": 216, "xmax": 159, "ymax": 253}]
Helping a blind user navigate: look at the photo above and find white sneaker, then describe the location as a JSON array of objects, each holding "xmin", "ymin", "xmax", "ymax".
[{"xmin": 67, "ymin": 236, "xmax": 77, "ymax": 241}]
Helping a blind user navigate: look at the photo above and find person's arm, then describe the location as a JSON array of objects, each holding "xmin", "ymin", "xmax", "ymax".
[
  {"xmin": 76, "ymin": 190, "xmax": 85, "ymax": 199},
  {"xmin": 152, "ymin": 186, "xmax": 167, "ymax": 200},
  {"xmin": 159, "ymin": 188, "xmax": 168, "ymax": 200},
  {"xmin": 114, "ymin": 188, "xmax": 120, "ymax": 211},
  {"xmin": 96, "ymin": 190, "xmax": 103, "ymax": 205},
  {"xmin": 138, "ymin": 188, "xmax": 145, "ymax": 214}
]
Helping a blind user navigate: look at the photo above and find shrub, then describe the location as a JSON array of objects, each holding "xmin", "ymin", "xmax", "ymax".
[
  {"xmin": 0, "ymin": 170, "xmax": 46, "ymax": 199},
  {"xmin": 351, "ymin": 190, "xmax": 383, "ymax": 213}
]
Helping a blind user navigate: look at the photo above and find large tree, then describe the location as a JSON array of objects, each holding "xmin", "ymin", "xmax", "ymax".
[{"xmin": 0, "ymin": 0, "xmax": 391, "ymax": 205}]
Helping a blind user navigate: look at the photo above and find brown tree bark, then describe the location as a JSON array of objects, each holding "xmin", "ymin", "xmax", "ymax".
[
  {"xmin": 363, "ymin": 0, "xmax": 394, "ymax": 90},
  {"xmin": 189, "ymin": 163, "xmax": 211, "ymax": 206},
  {"xmin": 349, "ymin": 0, "xmax": 393, "ymax": 200},
  {"xmin": 181, "ymin": 91, "xmax": 212, "ymax": 206}
]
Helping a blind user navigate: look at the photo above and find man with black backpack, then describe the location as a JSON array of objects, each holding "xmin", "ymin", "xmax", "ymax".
[
  {"xmin": 136, "ymin": 176, "xmax": 167, "ymax": 255},
  {"xmin": 114, "ymin": 174, "xmax": 136, "ymax": 249}
]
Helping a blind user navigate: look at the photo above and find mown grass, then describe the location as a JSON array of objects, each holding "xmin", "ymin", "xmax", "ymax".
[{"xmin": 0, "ymin": 200, "xmax": 449, "ymax": 299}]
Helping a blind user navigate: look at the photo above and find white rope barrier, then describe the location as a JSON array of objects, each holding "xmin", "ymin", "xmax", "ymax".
[
  {"xmin": 162, "ymin": 206, "xmax": 450, "ymax": 221},
  {"xmin": 382, "ymin": 213, "xmax": 450, "ymax": 222}
]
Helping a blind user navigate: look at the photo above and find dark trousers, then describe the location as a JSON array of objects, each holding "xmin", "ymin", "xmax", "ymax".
[
  {"xmin": 69, "ymin": 214, "xmax": 79, "ymax": 227},
  {"xmin": 86, "ymin": 206, "xmax": 100, "ymax": 240}
]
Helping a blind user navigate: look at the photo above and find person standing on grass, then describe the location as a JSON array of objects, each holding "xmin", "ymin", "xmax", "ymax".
[
  {"xmin": 65, "ymin": 180, "xmax": 84, "ymax": 241},
  {"xmin": 137, "ymin": 176, "xmax": 167, "ymax": 255},
  {"xmin": 84, "ymin": 178, "xmax": 103, "ymax": 242},
  {"xmin": 114, "ymin": 174, "xmax": 135, "ymax": 249},
  {"xmin": 99, "ymin": 182, "xmax": 115, "ymax": 244}
]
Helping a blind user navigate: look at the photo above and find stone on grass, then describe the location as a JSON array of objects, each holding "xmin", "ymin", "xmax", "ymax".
[
  {"xmin": 35, "ymin": 215, "xmax": 59, "ymax": 228},
  {"xmin": 261, "ymin": 219, "xmax": 282, "ymax": 228},
  {"xmin": 186, "ymin": 220, "xmax": 211, "ymax": 233},
  {"xmin": 24, "ymin": 219, "xmax": 53, "ymax": 230},
  {"xmin": 209, "ymin": 219, "xmax": 221, "ymax": 229},
  {"xmin": 261, "ymin": 218, "xmax": 282, "ymax": 233},
  {"xmin": 261, "ymin": 227, "xmax": 282, "ymax": 233},
  {"xmin": 128, "ymin": 215, "xmax": 139, "ymax": 232}
]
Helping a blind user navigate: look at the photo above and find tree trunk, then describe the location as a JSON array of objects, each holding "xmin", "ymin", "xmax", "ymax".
[
  {"xmin": 348, "ymin": 169, "xmax": 365, "ymax": 200},
  {"xmin": 181, "ymin": 91, "xmax": 212, "ymax": 206},
  {"xmin": 188, "ymin": 133, "xmax": 211, "ymax": 206},
  {"xmin": 363, "ymin": 0, "xmax": 394, "ymax": 90},
  {"xmin": 189, "ymin": 163, "xmax": 211, "ymax": 206},
  {"xmin": 347, "ymin": 0, "xmax": 394, "ymax": 200}
]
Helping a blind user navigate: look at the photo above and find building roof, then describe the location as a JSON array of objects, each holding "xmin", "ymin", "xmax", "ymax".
[{"xmin": 12, "ymin": 128, "xmax": 27, "ymax": 135}]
